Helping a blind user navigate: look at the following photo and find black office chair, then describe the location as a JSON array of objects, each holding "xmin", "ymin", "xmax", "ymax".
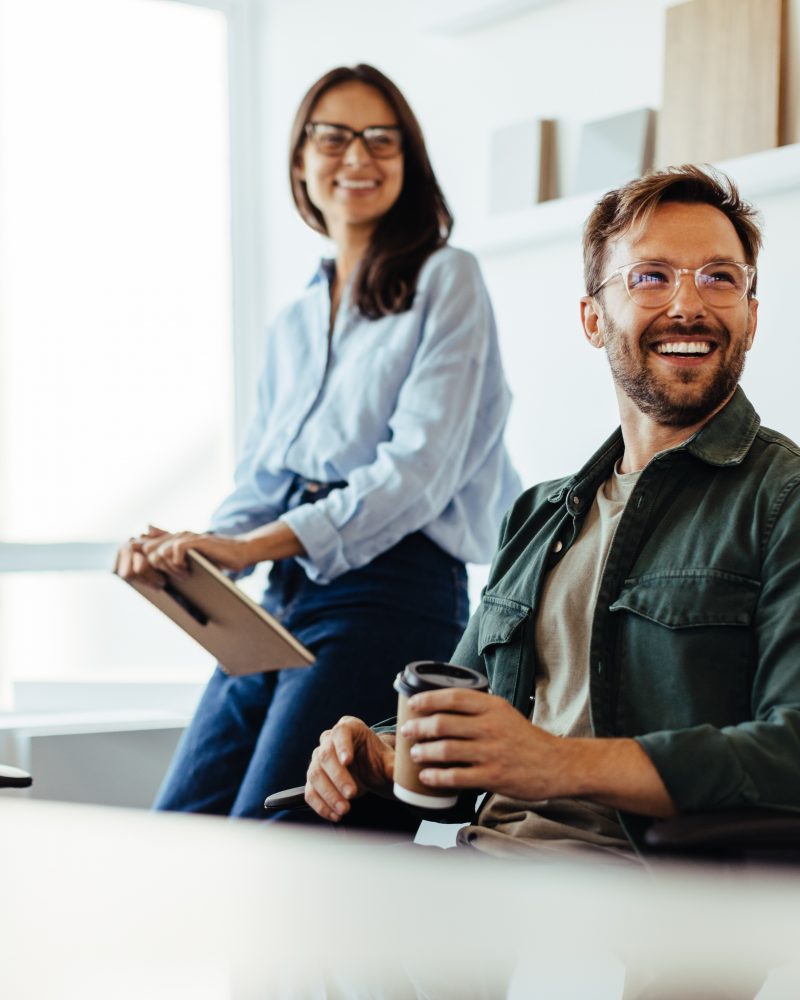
[
  {"xmin": 0, "ymin": 763, "xmax": 32, "ymax": 790},
  {"xmin": 265, "ymin": 784, "xmax": 421, "ymax": 838},
  {"xmin": 267, "ymin": 787, "xmax": 800, "ymax": 862},
  {"xmin": 644, "ymin": 807, "xmax": 800, "ymax": 864}
]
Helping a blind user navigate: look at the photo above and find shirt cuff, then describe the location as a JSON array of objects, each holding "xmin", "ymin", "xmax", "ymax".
[
  {"xmin": 279, "ymin": 504, "xmax": 349, "ymax": 583},
  {"xmin": 635, "ymin": 728, "xmax": 760, "ymax": 812}
]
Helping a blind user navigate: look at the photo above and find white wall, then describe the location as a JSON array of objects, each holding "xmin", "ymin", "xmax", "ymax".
[{"xmin": 253, "ymin": 0, "xmax": 800, "ymax": 495}]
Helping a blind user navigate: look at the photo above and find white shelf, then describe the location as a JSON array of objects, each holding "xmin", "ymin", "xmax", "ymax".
[{"xmin": 464, "ymin": 142, "xmax": 800, "ymax": 258}]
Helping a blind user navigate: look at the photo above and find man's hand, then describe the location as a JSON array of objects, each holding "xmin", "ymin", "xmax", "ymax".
[
  {"xmin": 401, "ymin": 689, "xmax": 566, "ymax": 801},
  {"xmin": 305, "ymin": 717, "xmax": 395, "ymax": 823},
  {"xmin": 402, "ymin": 688, "xmax": 677, "ymax": 818}
]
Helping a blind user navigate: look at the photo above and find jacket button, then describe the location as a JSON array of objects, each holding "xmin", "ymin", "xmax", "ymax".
[{"xmin": 553, "ymin": 540, "xmax": 563, "ymax": 553}]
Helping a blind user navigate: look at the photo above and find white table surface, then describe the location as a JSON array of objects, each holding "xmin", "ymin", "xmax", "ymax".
[{"xmin": 2, "ymin": 798, "xmax": 799, "ymax": 999}]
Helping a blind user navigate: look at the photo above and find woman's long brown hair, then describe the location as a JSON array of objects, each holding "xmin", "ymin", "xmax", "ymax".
[{"xmin": 289, "ymin": 64, "xmax": 453, "ymax": 319}]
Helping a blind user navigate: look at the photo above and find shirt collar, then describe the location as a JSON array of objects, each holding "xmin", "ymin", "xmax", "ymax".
[
  {"xmin": 308, "ymin": 257, "xmax": 336, "ymax": 289},
  {"xmin": 307, "ymin": 257, "xmax": 359, "ymax": 322}
]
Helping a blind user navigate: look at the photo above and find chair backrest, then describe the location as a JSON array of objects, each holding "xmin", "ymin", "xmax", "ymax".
[{"xmin": 644, "ymin": 807, "xmax": 800, "ymax": 864}]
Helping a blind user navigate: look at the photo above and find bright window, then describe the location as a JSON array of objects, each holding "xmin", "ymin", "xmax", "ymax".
[{"xmin": 0, "ymin": 0, "xmax": 236, "ymax": 688}]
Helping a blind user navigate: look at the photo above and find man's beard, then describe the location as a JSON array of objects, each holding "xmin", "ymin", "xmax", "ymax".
[{"xmin": 603, "ymin": 317, "xmax": 748, "ymax": 428}]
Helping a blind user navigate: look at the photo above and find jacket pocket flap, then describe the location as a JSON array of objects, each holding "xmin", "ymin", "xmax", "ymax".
[
  {"xmin": 477, "ymin": 595, "xmax": 531, "ymax": 652},
  {"xmin": 609, "ymin": 571, "xmax": 760, "ymax": 629}
]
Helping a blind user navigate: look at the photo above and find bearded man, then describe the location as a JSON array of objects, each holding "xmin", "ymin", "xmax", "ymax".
[{"xmin": 305, "ymin": 165, "xmax": 799, "ymax": 871}]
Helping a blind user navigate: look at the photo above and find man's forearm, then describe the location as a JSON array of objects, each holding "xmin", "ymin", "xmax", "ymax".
[
  {"xmin": 402, "ymin": 689, "xmax": 679, "ymax": 819},
  {"xmin": 558, "ymin": 737, "xmax": 677, "ymax": 818}
]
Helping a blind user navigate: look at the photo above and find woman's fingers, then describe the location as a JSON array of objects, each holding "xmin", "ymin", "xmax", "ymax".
[
  {"xmin": 130, "ymin": 547, "xmax": 167, "ymax": 588},
  {"xmin": 114, "ymin": 537, "xmax": 166, "ymax": 588},
  {"xmin": 140, "ymin": 532, "xmax": 249, "ymax": 575},
  {"xmin": 143, "ymin": 533, "xmax": 197, "ymax": 575},
  {"xmin": 142, "ymin": 525, "xmax": 169, "ymax": 539}
]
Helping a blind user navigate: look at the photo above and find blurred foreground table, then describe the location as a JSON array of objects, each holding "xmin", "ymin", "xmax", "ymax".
[{"xmin": 1, "ymin": 798, "xmax": 800, "ymax": 999}]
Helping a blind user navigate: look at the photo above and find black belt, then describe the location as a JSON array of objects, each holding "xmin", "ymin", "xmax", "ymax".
[{"xmin": 287, "ymin": 476, "xmax": 348, "ymax": 510}]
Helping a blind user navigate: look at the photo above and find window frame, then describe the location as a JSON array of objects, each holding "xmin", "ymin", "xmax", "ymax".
[{"xmin": 0, "ymin": 0, "xmax": 265, "ymax": 697}]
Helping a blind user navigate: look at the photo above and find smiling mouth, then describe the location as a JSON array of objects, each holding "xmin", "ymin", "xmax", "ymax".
[
  {"xmin": 335, "ymin": 179, "xmax": 379, "ymax": 190},
  {"xmin": 654, "ymin": 341, "xmax": 716, "ymax": 357}
]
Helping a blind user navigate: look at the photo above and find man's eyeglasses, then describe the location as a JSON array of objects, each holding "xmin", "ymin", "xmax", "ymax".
[
  {"xmin": 304, "ymin": 122, "xmax": 403, "ymax": 159},
  {"xmin": 591, "ymin": 260, "xmax": 757, "ymax": 308}
]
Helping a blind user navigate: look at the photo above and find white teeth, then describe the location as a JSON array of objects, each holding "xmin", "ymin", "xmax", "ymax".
[
  {"xmin": 656, "ymin": 341, "xmax": 712, "ymax": 355},
  {"xmin": 337, "ymin": 179, "xmax": 377, "ymax": 189}
]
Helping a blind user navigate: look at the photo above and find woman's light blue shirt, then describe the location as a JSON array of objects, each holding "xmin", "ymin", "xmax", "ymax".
[{"xmin": 209, "ymin": 245, "xmax": 521, "ymax": 584}]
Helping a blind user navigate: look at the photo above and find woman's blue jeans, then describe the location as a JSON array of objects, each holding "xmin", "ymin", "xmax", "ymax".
[{"xmin": 153, "ymin": 532, "xmax": 469, "ymax": 818}]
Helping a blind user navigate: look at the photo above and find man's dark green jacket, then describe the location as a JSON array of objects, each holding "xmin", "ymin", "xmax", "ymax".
[{"xmin": 450, "ymin": 387, "xmax": 800, "ymax": 852}]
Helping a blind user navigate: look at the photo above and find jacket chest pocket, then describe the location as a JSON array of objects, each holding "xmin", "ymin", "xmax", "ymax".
[
  {"xmin": 608, "ymin": 570, "xmax": 760, "ymax": 731},
  {"xmin": 477, "ymin": 595, "xmax": 531, "ymax": 704}
]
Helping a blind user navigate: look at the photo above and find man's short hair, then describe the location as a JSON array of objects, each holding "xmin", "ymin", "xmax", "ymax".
[{"xmin": 583, "ymin": 164, "xmax": 763, "ymax": 297}]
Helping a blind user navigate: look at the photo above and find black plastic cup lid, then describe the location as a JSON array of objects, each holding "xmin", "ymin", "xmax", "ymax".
[{"xmin": 394, "ymin": 660, "xmax": 489, "ymax": 697}]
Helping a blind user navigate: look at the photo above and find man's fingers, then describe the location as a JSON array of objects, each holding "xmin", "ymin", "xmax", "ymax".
[
  {"xmin": 408, "ymin": 688, "xmax": 489, "ymax": 716},
  {"xmin": 401, "ymin": 711, "xmax": 476, "ymax": 744},
  {"xmin": 307, "ymin": 744, "xmax": 355, "ymax": 818},
  {"xmin": 317, "ymin": 732, "xmax": 358, "ymax": 800},
  {"xmin": 331, "ymin": 718, "xmax": 360, "ymax": 766},
  {"xmin": 304, "ymin": 786, "xmax": 340, "ymax": 823},
  {"xmin": 304, "ymin": 774, "xmax": 348, "ymax": 823},
  {"xmin": 409, "ymin": 737, "xmax": 482, "ymax": 766},
  {"xmin": 418, "ymin": 764, "xmax": 485, "ymax": 790}
]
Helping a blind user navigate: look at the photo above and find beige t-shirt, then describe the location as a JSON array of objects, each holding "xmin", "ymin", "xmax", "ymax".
[{"xmin": 458, "ymin": 462, "xmax": 641, "ymax": 861}]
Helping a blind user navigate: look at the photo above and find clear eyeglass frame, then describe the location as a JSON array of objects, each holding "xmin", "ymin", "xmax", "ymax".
[
  {"xmin": 592, "ymin": 260, "xmax": 757, "ymax": 308},
  {"xmin": 304, "ymin": 121, "xmax": 403, "ymax": 159}
]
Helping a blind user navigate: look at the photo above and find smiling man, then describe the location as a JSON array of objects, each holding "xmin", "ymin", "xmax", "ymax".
[{"xmin": 305, "ymin": 166, "xmax": 800, "ymax": 873}]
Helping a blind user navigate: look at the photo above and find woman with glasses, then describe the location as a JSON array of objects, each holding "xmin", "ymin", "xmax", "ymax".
[{"xmin": 116, "ymin": 63, "xmax": 520, "ymax": 819}]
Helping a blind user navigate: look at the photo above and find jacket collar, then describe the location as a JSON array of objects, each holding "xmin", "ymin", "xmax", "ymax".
[
  {"xmin": 682, "ymin": 386, "xmax": 761, "ymax": 467},
  {"xmin": 550, "ymin": 387, "xmax": 761, "ymax": 510}
]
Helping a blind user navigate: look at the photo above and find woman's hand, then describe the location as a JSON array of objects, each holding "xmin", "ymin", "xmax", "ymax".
[
  {"xmin": 118, "ymin": 520, "xmax": 306, "ymax": 584},
  {"xmin": 114, "ymin": 525, "xmax": 170, "ymax": 589},
  {"xmin": 305, "ymin": 717, "xmax": 396, "ymax": 823},
  {"xmin": 140, "ymin": 520, "xmax": 306, "ymax": 576},
  {"xmin": 141, "ymin": 531, "xmax": 256, "ymax": 577}
]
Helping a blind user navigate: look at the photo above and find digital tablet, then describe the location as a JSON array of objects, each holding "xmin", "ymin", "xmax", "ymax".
[{"xmin": 123, "ymin": 549, "xmax": 315, "ymax": 675}]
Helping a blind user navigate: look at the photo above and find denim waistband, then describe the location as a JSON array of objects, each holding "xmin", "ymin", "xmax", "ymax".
[{"xmin": 286, "ymin": 475, "xmax": 348, "ymax": 510}]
